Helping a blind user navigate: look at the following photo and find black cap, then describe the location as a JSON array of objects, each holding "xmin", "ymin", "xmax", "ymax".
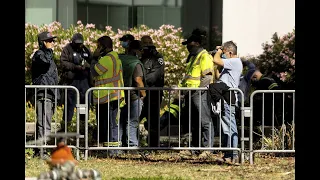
[
  {"xmin": 71, "ymin": 33, "xmax": 84, "ymax": 44},
  {"xmin": 97, "ymin": 36, "xmax": 112, "ymax": 49},
  {"xmin": 38, "ymin": 31, "xmax": 57, "ymax": 41},
  {"xmin": 119, "ymin": 34, "xmax": 135, "ymax": 42},
  {"xmin": 182, "ymin": 34, "xmax": 202, "ymax": 45}
]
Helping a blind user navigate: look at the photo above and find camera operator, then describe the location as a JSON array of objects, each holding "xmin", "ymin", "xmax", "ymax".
[
  {"xmin": 139, "ymin": 35, "xmax": 165, "ymax": 148},
  {"xmin": 212, "ymin": 41, "xmax": 243, "ymax": 164},
  {"xmin": 59, "ymin": 33, "xmax": 92, "ymax": 130}
]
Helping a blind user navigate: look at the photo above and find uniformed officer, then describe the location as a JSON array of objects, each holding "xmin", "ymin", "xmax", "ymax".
[
  {"xmin": 60, "ymin": 33, "xmax": 92, "ymax": 131},
  {"xmin": 251, "ymin": 69, "xmax": 282, "ymax": 127},
  {"xmin": 31, "ymin": 31, "xmax": 60, "ymax": 156},
  {"xmin": 139, "ymin": 35, "xmax": 165, "ymax": 147},
  {"xmin": 179, "ymin": 28, "xmax": 215, "ymax": 154}
]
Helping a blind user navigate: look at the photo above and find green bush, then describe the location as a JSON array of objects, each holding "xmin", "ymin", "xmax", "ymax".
[
  {"xmin": 25, "ymin": 21, "xmax": 189, "ymax": 87},
  {"xmin": 242, "ymin": 28, "xmax": 295, "ymax": 89}
]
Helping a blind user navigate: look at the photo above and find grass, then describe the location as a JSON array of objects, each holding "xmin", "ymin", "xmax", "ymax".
[{"xmin": 25, "ymin": 152, "xmax": 294, "ymax": 180}]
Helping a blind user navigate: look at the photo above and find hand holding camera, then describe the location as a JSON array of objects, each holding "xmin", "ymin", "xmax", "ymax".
[{"xmin": 209, "ymin": 46, "xmax": 223, "ymax": 55}]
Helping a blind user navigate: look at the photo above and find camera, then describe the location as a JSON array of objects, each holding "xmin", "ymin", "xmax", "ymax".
[{"xmin": 209, "ymin": 47, "xmax": 223, "ymax": 55}]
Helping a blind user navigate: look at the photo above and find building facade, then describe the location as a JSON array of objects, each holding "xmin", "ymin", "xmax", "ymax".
[{"xmin": 25, "ymin": 0, "xmax": 294, "ymax": 56}]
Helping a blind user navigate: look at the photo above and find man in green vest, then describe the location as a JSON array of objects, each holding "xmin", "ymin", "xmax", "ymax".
[
  {"xmin": 118, "ymin": 40, "xmax": 147, "ymax": 148},
  {"xmin": 90, "ymin": 36, "xmax": 125, "ymax": 156}
]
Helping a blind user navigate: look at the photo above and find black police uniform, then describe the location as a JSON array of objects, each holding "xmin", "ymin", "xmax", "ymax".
[
  {"xmin": 252, "ymin": 76, "xmax": 282, "ymax": 127},
  {"xmin": 60, "ymin": 35, "xmax": 92, "ymax": 126},
  {"xmin": 31, "ymin": 31, "xmax": 60, "ymax": 155},
  {"xmin": 140, "ymin": 46, "xmax": 165, "ymax": 147}
]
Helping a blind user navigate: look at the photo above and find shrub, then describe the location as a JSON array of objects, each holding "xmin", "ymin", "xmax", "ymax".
[
  {"xmin": 25, "ymin": 21, "xmax": 189, "ymax": 87},
  {"xmin": 243, "ymin": 28, "xmax": 295, "ymax": 89}
]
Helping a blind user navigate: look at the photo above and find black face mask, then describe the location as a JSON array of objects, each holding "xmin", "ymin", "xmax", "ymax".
[
  {"xmin": 187, "ymin": 44, "xmax": 199, "ymax": 54},
  {"xmin": 142, "ymin": 46, "xmax": 156, "ymax": 57},
  {"xmin": 251, "ymin": 79, "xmax": 259, "ymax": 87}
]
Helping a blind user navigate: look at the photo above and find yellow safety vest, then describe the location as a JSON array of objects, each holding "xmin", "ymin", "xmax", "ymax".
[
  {"xmin": 164, "ymin": 103, "xmax": 180, "ymax": 119},
  {"xmin": 92, "ymin": 51, "xmax": 125, "ymax": 104},
  {"xmin": 179, "ymin": 49, "xmax": 214, "ymax": 87}
]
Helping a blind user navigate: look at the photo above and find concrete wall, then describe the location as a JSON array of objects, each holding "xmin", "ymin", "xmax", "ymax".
[{"xmin": 222, "ymin": 0, "xmax": 295, "ymax": 56}]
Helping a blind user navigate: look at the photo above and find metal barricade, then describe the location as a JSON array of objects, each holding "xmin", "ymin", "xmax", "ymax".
[
  {"xmin": 83, "ymin": 87, "xmax": 246, "ymax": 163},
  {"xmin": 25, "ymin": 85, "xmax": 81, "ymax": 160},
  {"xmin": 249, "ymin": 90, "xmax": 295, "ymax": 164}
]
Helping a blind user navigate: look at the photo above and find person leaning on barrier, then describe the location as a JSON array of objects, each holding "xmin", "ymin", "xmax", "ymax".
[
  {"xmin": 118, "ymin": 40, "xmax": 146, "ymax": 148},
  {"xmin": 159, "ymin": 85, "xmax": 183, "ymax": 131},
  {"xmin": 31, "ymin": 31, "xmax": 60, "ymax": 156},
  {"xmin": 235, "ymin": 59, "xmax": 256, "ymax": 125},
  {"xmin": 90, "ymin": 36, "xmax": 125, "ymax": 155},
  {"xmin": 59, "ymin": 33, "xmax": 92, "ymax": 131},
  {"xmin": 139, "ymin": 35, "xmax": 165, "ymax": 147},
  {"xmin": 119, "ymin": 34, "xmax": 135, "ymax": 55},
  {"xmin": 179, "ymin": 28, "xmax": 215, "ymax": 157},
  {"xmin": 250, "ymin": 68, "xmax": 282, "ymax": 127},
  {"xmin": 212, "ymin": 41, "xmax": 243, "ymax": 164}
]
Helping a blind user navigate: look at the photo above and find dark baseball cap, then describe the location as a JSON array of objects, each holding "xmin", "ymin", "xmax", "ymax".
[
  {"xmin": 119, "ymin": 34, "xmax": 135, "ymax": 41},
  {"xmin": 182, "ymin": 34, "xmax": 202, "ymax": 45},
  {"xmin": 71, "ymin": 33, "xmax": 84, "ymax": 44},
  {"xmin": 38, "ymin": 31, "xmax": 57, "ymax": 41}
]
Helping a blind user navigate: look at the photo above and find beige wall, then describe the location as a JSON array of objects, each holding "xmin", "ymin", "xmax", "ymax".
[{"xmin": 222, "ymin": 0, "xmax": 295, "ymax": 56}]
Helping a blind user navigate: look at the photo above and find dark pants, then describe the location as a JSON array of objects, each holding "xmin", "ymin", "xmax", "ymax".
[
  {"xmin": 186, "ymin": 91, "xmax": 215, "ymax": 148},
  {"xmin": 36, "ymin": 99, "xmax": 54, "ymax": 140},
  {"xmin": 160, "ymin": 111, "xmax": 179, "ymax": 131},
  {"xmin": 96, "ymin": 101, "xmax": 119, "ymax": 143},
  {"xmin": 141, "ymin": 91, "xmax": 162, "ymax": 147},
  {"xmin": 62, "ymin": 79, "xmax": 90, "ymax": 125}
]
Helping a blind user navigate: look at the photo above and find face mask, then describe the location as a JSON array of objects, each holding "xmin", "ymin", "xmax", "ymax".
[
  {"xmin": 121, "ymin": 41, "xmax": 129, "ymax": 48},
  {"xmin": 251, "ymin": 79, "xmax": 259, "ymax": 87},
  {"xmin": 186, "ymin": 45, "xmax": 199, "ymax": 54},
  {"xmin": 142, "ymin": 46, "xmax": 156, "ymax": 56},
  {"xmin": 221, "ymin": 54, "xmax": 227, "ymax": 59}
]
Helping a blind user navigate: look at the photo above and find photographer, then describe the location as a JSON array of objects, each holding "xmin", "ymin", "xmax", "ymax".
[
  {"xmin": 212, "ymin": 41, "xmax": 243, "ymax": 164},
  {"xmin": 60, "ymin": 33, "xmax": 92, "ymax": 129}
]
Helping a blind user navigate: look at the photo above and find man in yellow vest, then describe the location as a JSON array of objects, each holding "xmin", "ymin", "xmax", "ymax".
[
  {"xmin": 179, "ymin": 28, "xmax": 215, "ymax": 156},
  {"xmin": 90, "ymin": 36, "xmax": 125, "ymax": 156}
]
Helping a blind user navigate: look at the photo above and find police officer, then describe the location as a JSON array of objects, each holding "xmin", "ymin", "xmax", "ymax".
[
  {"xmin": 251, "ymin": 69, "xmax": 282, "ymax": 127},
  {"xmin": 140, "ymin": 35, "xmax": 165, "ymax": 147},
  {"xmin": 31, "ymin": 31, "xmax": 60, "ymax": 156},
  {"xmin": 60, "ymin": 33, "xmax": 92, "ymax": 131}
]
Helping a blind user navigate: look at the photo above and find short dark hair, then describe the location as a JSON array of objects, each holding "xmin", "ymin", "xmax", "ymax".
[
  {"xmin": 223, "ymin": 41, "xmax": 237, "ymax": 55},
  {"xmin": 97, "ymin": 36, "xmax": 113, "ymax": 49}
]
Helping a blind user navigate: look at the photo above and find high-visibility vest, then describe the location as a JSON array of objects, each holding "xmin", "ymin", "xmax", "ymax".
[
  {"xmin": 164, "ymin": 103, "xmax": 180, "ymax": 119},
  {"xmin": 92, "ymin": 51, "xmax": 125, "ymax": 104},
  {"xmin": 179, "ymin": 49, "xmax": 214, "ymax": 88}
]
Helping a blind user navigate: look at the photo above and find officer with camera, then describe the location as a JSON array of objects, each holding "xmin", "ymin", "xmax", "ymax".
[
  {"xmin": 139, "ymin": 35, "xmax": 165, "ymax": 147},
  {"xmin": 60, "ymin": 33, "xmax": 92, "ymax": 130}
]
